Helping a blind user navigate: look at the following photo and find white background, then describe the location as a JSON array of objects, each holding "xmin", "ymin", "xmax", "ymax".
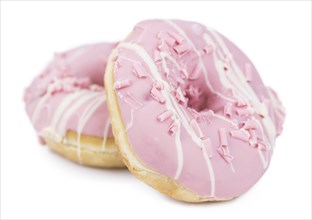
[{"xmin": 1, "ymin": 1, "xmax": 311, "ymax": 219}]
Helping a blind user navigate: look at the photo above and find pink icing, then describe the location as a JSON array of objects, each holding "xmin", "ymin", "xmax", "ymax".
[
  {"xmin": 113, "ymin": 19, "xmax": 285, "ymax": 198},
  {"xmin": 24, "ymin": 42, "xmax": 116, "ymax": 143}
]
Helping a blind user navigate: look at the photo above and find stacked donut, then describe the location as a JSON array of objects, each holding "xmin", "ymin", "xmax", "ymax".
[{"xmin": 24, "ymin": 19, "xmax": 285, "ymax": 202}]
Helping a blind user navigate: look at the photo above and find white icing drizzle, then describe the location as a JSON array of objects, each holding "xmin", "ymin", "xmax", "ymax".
[
  {"xmin": 174, "ymin": 121, "xmax": 184, "ymax": 180},
  {"xmin": 31, "ymin": 93, "xmax": 51, "ymax": 126},
  {"xmin": 165, "ymin": 20, "xmax": 235, "ymax": 103},
  {"xmin": 35, "ymin": 90, "xmax": 114, "ymax": 154},
  {"xmin": 206, "ymin": 30, "xmax": 259, "ymax": 100},
  {"xmin": 204, "ymin": 32, "xmax": 247, "ymax": 96},
  {"xmin": 118, "ymin": 42, "xmax": 215, "ymax": 196},
  {"xmin": 76, "ymin": 95, "xmax": 106, "ymax": 163},
  {"xmin": 203, "ymin": 34, "xmax": 250, "ymax": 104},
  {"xmin": 159, "ymin": 52, "xmax": 170, "ymax": 76},
  {"xmin": 56, "ymin": 92, "xmax": 99, "ymax": 135},
  {"xmin": 49, "ymin": 90, "xmax": 87, "ymax": 130},
  {"xmin": 257, "ymin": 143, "xmax": 268, "ymax": 168},
  {"xmin": 201, "ymin": 140, "xmax": 216, "ymax": 195}
]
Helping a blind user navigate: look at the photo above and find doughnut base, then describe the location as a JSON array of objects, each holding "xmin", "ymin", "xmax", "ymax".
[
  {"xmin": 105, "ymin": 51, "xmax": 231, "ymax": 202},
  {"xmin": 43, "ymin": 130, "xmax": 125, "ymax": 168}
]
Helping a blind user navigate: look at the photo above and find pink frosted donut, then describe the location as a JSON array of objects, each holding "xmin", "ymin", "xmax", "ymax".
[
  {"xmin": 24, "ymin": 43, "xmax": 124, "ymax": 168},
  {"xmin": 105, "ymin": 19, "xmax": 285, "ymax": 201}
]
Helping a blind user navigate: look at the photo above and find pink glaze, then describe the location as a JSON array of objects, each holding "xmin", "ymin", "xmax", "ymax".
[
  {"xmin": 24, "ymin": 43, "xmax": 116, "ymax": 150},
  {"xmin": 112, "ymin": 20, "xmax": 285, "ymax": 198}
]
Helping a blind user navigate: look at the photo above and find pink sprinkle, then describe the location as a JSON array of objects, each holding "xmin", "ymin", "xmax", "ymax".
[
  {"xmin": 236, "ymin": 107, "xmax": 254, "ymax": 116},
  {"xmin": 153, "ymin": 81, "xmax": 164, "ymax": 90},
  {"xmin": 124, "ymin": 91, "xmax": 143, "ymax": 110},
  {"xmin": 202, "ymin": 138, "xmax": 214, "ymax": 158},
  {"xmin": 243, "ymin": 119, "xmax": 258, "ymax": 130},
  {"xmin": 150, "ymin": 86, "xmax": 166, "ymax": 104},
  {"xmin": 158, "ymin": 40, "xmax": 169, "ymax": 51},
  {"xmin": 230, "ymin": 130, "xmax": 250, "ymax": 142},
  {"xmin": 157, "ymin": 109, "xmax": 173, "ymax": 122},
  {"xmin": 190, "ymin": 119, "xmax": 203, "ymax": 138},
  {"xmin": 158, "ymin": 32, "xmax": 176, "ymax": 46},
  {"xmin": 113, "ymin": 79, "xmax": 131, "ymax": 90},
  {"xmin": 167, "ymin": 31, "xmax": 185, "ymax": 44},
  {"xmin": 244, "ymin": 63, "xmax": 253, "ymax": 82},
  {"xmin": 154, "ymin": 50, "xmax": 161, "ymax": 62},
  {"xmin": 218, "ymin": 128, "xmax": 228, "ymax": 147},
  {"xmin": 202, "ymin": 45, "xmax": 213, "ymax": 55},
  {"xmin": 168, "ymin": 121, "xmax": 178, "ymax": 136},
  {"xmin": 175, "ymin": 87, "xmax": 187, "ymax": 104},
  {"xmin": 217, "ymin": 147, "xmax": 233, "ymax": 163},
  {"xmin": 173, "ymin": 42, "xmax": 190, "ymax": 54},
  {"xmin": 133, "ymin": 63, "xmax": 148, "ymax": 78},
  {"xmin": 224, "ymin": 103, "xmax": 233, "ymax": 118}
]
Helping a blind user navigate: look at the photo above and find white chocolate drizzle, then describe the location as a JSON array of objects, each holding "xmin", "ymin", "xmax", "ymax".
[{"xmin": 76, "ymin": 95, "xmax": 106, "ymax": 163}]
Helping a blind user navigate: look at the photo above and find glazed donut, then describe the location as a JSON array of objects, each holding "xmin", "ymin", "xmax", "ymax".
[
  {"xmin": 24, "ymin": 43, "xmax": 124, "ymax": 168},
  {"xmin": 105, "ymin": 20, "xmax": 285, "ymax": 201}
]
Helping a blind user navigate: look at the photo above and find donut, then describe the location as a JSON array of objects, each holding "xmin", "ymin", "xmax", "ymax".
[
  {"xmin": 24, "ymin": 43, "xmax": 124, "ymax": 168},
  {"xmin": 105, "ymin": 20, "xmax": 285, "ymax": 201}
]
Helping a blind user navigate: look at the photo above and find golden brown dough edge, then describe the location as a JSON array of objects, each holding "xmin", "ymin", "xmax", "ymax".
[
  {"xmin": 43, "ymin": 130, "xmax": 125, "ymax": 168},
  {"xmin": 104, "ymin": 47, "xmax": 232, "ymax": 202}
]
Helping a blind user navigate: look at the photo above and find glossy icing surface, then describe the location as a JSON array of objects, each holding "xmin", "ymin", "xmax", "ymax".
[
  {"xmin": 24, "ymin": 43, "xmax": 116, "ymax": 153},
  {"xmin": 112, "ymin": 20, "xmax": 285, "ymax": 198}
]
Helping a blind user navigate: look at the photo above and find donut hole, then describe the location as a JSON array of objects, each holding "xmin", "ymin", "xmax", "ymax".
[
  {"xmin": 185, "ymin": 84, "xmax": 213, "ymax": 113},
  {"xmin": 186, "ymin": 92, "xmax": 209, "ymax": 112}
]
